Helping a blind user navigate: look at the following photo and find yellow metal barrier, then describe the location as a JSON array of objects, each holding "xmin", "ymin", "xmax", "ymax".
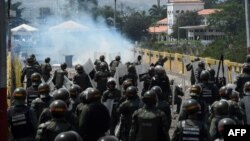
[{"xmin": 136, "ymin": 48, "xmax": 243, "ymax": 83}]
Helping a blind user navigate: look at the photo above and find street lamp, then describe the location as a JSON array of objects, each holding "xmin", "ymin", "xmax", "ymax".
[{"xmin": 114, "ymin": 0, "xmax": 117, "ymax": 29}]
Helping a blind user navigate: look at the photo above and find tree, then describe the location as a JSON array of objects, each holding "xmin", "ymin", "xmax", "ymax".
[
  {"xmin": 208, "ymin": 0, "xmax": 245, "ymax": 40},
  {"xmin": 122, "ymin": 11, "xmax": 151, "ymax": 41},
  {"xmin": 203, "ymin": 0, "xmax": 219, "ymax": 8},
  {"xmin": 171, "ymin": 11, "xmax": 202, "ymax": 39},
  {"xmin": 6, "ymin": 2, "xmax": 27, "ymax": 28},
  {"xmin": 149, "ymin": 4, "xmax": 167, "ymax": 21},
  {"xmin": 77, "ymin": 0, "xmax": 98, "ymax": 13}
]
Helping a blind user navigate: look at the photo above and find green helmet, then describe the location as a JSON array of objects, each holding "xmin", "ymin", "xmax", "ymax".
[
  {"xmin": 69, "ymin": 85, "xmax": 82, "ymax": 99},
  {"xmin": 151, "ymin": 86, "xmax": 163, "ymax": 100},
  {"xmin": 49, "ymin": 100, "xmax": 67, "ymax": 118},
  {"xmin": 200, "ymin": 70, "xmax": 210, "ymax": 81},
  {"xmin": 219, "ymin": 86, "xmax": 228, "ymax": 99},
  {"xmin": 244, "ymin": 81, "xmax": 250, "ymax": 94},
  {"xmin": 189, "ymin": 84, "xmax": 202, "ymax": 97},
  {"xmin": 142, "ymin": 90, "xmax": 157, "ymax": 106},
  {"xmin": 183, "ymin": 99, "xmax": 200, "ymax": 115},
  {"xmin": 215, "ymin": 101, "xmax": 229, "ymax": 116},
  {"xmin": 55, "ymin": 131, "xmax": 82, "ymax": 141},
  {"xmin": 125, "ymin": 86, "xmax": 137, "ymax": 99},
  {"xmin": 122, "ymin": 79, "xmax": 133, "ymax": 91},
  {"xmin": 218, "ymin": 118, "xmax": 236, "ymax": 135},
  {"xmin": 13, "ymin": 87, "xmax": 26, "ymax": 100},
  {"xmin": 85, "ymin": 88, "xmax": 101, "ymax": 103},
  {"xmin": 75, "ymin": 64, "xmax": 84, "ymax": 73},
  {"xmin": 31, "ymin": 73, "xmax": 42, "ymax": 87},
  {"xmin": 61, "ymin": 63, "xmax": 67, "ymax": 70},
  {"xmin": 38, "ymin": 83, "xmax": 50, "ymax": 98},
  {"xmin": 54, "ymin": 88, "xmax": 70, "ymax": 105},
  {"xmin": 98, "ymin": 135, "xmax": 118, "ymax": 141}
]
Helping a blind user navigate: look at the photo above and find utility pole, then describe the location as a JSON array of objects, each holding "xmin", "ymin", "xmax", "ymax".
[
  {"xmin": 0, "ymin": 0, "xmax": 8, "ymax": 141},
  {"xmin": 245, "ymin": 0, "xmax": 250, "ymax": 54},
  {"xmin": 114, "ymin": 0, "xmax": 117, "ymax": 29}
]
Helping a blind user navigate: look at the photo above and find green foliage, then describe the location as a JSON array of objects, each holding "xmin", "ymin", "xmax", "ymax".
[
  {"xmin": 203, "ymin": 0, "xmax": 247, "ymax": 63},
  {"xmin": 203, "ymin": 0, "xmax": 219, "ymax": 9},
  {"xmin": 171, "ymin": 12, "xmax": 203, "ymax": 39},
  {"xmin": 122, "ymin": 11, "xmax": 151, "ymax": 41},
  {"xmin": 149, "ymin": 5, "xmax": 167, "ymax": 21},
  {"xmin": 208, "ymin": 0, "xmax": 245, "ymax": 38}
]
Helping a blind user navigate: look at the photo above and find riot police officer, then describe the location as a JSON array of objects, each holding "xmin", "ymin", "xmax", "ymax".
[
  {"xmin": 208, "ymin": 68, "xmax": 216, "ymax": 83},
  {"xmin": 26, "ymin": 72, "xmax": 42, "ymax": 107},
  {"xmin": 199, "ymin": 70, "xmax": 218, "ymax": 105},
  {"xmin": 236, "ymin": 63, "xmax": 250, "ymax": 98},
  {"xmin": 8, "ymin": 87, "xmax": 37, "ymax": 141},
  {"xmin": 36, "ymin": 100, "xmax": 75, "ymax": 141},
  {"xmin": 186, "ymin": 57, "xmax": 200, "ymax": 85},
  {"xmin": 134, "ymin": 55, "xmax": 142, "ymax": 65},
  {"xmin": 215, "ymin": 118, "xmax": 236, "ymax": 141},
  {"xmin": 209, "ymin": 100, "xmax": 229, "ymax": 140},
  {"xmin": 75, "ymin": 89, "xmax": 88, "ymax": 117},
  {"xmin": 155, "ymin": 56, "xmax": 168, "ymax": 66},
  {"xmin": 53, "ymin": 63, "xmax": 68, "ymax": 89},
  {"xmin": 41, "ymin": 57, "xmax": 52, "ymax": 82},
  {"xmin": 95, "ymin": 55, "xmax": 109, "ymax": 71},
  {"xmin": 31, "ymin": 83, "xmax": 53, "ymax": 119},
  {"xmin": 195, "ymin": 61, "xmax": 206, "ymax": 84},
  {"xmin": 79, "ymin": 88, "xmax": 110, "ymax": 141},
  {"xmin": 117, "ymin": 86, "xmax": 141, "ymax": 141},
  {"xmin": 141, "ymin": 66, "xmax": 155, "ymax": 96},
  {"xmin": 116, "ymin": 79, "xmax": 134, "ymax": 109},
  {"xmin": 151, "ymin": 86, "xmax": 171, "ymax": 130},
  {"xmin": 69, "ymin": 84, "xmax": 82, "ymax": 113},
  {"xmin": 102, "ymin": 78, "xmax": 121, "ymax": 135},
  {"xmin": 38, "ymin": 88, "xmax": 78, "ymax": 127},
  {"xmin": 122, "ymin": 64, "xmax": 138, "ymax": 86},
  {"xmin": 129, "ymin": 90, "xmax": 169, "ymax": 141},
  {"xmin": 172, "ymin": 99, "xmax": 211, "ymax": 141},
  {"xmin": 94, "ymin": 62, "xmax": 111, "ymax": 94},
  {"xmin": 239, "ymin": 81, "xmax": 250, "ymax": 124},
  {"xmin": 110, "ymin": 55, "xmax": 121, "ymax": 76},
  {"xmin": 178, "ymin": 84, "xmax": 209, "ymax": 124},
  {"xmin": 150, "ymin": 65, "xmax": 171, "ymax": 101},
  {"xmin": 21, "ymin": 55, "xmax": 42, "ymax": 88},
  {"xmin": 170, "ymin": 80, "xmax": 184, "ymax": 114},
  {"xmin": 54, "ymin": 131, "xmax": 83, "ymax": 141},
  {"xmin": 73, "ymin": 64, "xmax": 91, "ymax": 90}
]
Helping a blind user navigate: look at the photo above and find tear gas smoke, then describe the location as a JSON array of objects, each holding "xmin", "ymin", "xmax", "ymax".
[{"xmin": 31, "ymin": 2, "xmax": 135, "ymax": 66}]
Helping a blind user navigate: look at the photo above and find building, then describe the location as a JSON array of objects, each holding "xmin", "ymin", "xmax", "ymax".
[
  {"xmin": 148, "ymin": 18, "xmax": 168, "ymax": 41},
  {"xmin": 167, "ymin": 0, "xmax": 204, "ymax": 36},
  {"xmin": 179, "ymin": 9, "xmax": 224, "ymax": 45}
]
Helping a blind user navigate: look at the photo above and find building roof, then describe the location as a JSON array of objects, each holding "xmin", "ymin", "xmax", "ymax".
[
  {"xmin": 198, "ymin": 9, "xmax": 221, "ymax": 16},
  {"xmin": 169, "ymin": 0, "xmax": 203, "ymax": 3},
  {"xmin": 157, "ymin": 18, "xmax": 168, "ymax": 25},
  {"xmin": 179, "ymin": 25, "xmax": 208, "ymax": 29},
  {"xmin": 148, "ymin": 26, "xmax": 168, "ymax": 33},
  {"xmin": 11, "ymin": 24, "xmax": 38, "ymax": 32},
  {"xmin": 49, "ymin": 21, "xmax": 89, "ymax": 32}
]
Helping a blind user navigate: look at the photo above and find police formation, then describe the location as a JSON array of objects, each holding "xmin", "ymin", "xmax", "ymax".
[{"xmin": 8, "ymin": 54, "xmax": 250, "ymax": 141}]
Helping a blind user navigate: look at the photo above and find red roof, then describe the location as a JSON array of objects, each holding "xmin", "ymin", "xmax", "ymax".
[
  {"xmin": 169, "ymin": 0, "xmax": 203, "ymax": 3},
  {"xmin": 157, "ymin": 18, "xmax": 168, "ymax": 25},
  {"xmin": 148, "ymin": 26, "xmax": 168, "ymax": 33},
  {"xmin": 198, "ymin": 9, "xmax": 221, "ymax": 15}
]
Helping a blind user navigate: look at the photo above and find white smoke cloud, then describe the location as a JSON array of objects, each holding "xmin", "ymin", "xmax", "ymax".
[{"xmin": 31, "ymin": 2, "xmax": 135, "ymax": 66}]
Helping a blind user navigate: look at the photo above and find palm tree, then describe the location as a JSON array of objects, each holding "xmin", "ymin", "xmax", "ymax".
[{"xmin": 149, "ymin": 4, "xmax": 167, "ymax": 20}]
